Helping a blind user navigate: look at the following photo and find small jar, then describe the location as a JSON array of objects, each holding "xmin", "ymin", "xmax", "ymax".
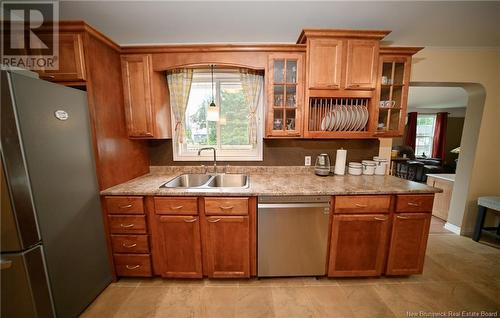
[
  {"xmin": 373, "ymin": 157, "xmax": 388, "ymax": 175},
  {"xmin": 348, "ymin": 162, "xmax": 362, "ymax": 176},
  {"xmin": 361, "ymin": 160, "xmax": 376, "ymax": 175}
]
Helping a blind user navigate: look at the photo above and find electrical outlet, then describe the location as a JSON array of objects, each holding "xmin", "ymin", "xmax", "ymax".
[{"xmin": 305, "ymin": 156, "xmax": 312, "ymax": 166}]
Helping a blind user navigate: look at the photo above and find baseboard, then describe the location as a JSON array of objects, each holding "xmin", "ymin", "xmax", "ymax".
[{"xmin": 444, "ymin": 222, "xmax": 461, "ymax": 235}]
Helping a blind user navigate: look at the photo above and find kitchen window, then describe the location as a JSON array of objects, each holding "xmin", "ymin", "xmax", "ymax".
[
  {"xmin": 172, "ymin": 69, "xmax": 264, "ymax": 161},
  {"xmin": 415, "ymin": 114, "xmax": 436, "ymax": 157}
]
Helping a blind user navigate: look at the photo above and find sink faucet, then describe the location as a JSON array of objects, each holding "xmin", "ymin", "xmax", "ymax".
[{"xmin": 198, "ymin": 147, "xmax": 217, "ymax": 173}]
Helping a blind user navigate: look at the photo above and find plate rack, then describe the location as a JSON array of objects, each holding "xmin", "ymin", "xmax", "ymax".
[{"xmin": 308, "ymin": 98, "xmax": 370, "ymax": 132}]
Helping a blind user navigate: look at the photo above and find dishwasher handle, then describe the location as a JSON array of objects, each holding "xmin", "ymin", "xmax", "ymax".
[{"xmin": 258, "ymin": 202, "xmax": 330, "ymax": 209}]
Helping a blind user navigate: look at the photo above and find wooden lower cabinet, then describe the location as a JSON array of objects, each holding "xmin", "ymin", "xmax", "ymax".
[
  {"xmin": 156, "ymin": 215, "xmax": 203, "ymax": 278},
  {"xmin": 328, "ymin": 214, "xmax": 389, "ymax": 277},
  {"xmin": 386, "ymin": 213, "xmax": 431, "ymax": 275},
  {"xmin": 203, "ymin": 216, "xmax": 250, "ymax": 278}
]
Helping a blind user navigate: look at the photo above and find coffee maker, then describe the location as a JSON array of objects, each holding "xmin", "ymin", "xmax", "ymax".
[{"xmin": 315, "ymin": 154, "xmax": 331, "ymax": 176}]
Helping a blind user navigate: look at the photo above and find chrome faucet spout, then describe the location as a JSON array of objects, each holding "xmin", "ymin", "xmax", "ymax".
[{"xmin": 197, "ymin": 147, "xmax": 217, "ymax": 173}]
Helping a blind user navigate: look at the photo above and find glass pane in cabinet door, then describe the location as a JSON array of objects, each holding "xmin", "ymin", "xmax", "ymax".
[
  {"xmin": 377, "ymin": 108, "xmax": 389, "ymax": 131},
  {"xmin": 285, "ymin": 109, "xmax": 296, "ymax": 131},
  {"xmin": 273, "ymin": 109, "xmax": 284, "ymax": 130},
  {"xmin": 285, "ymin": 85, "xmax": 296, "ymax": 107},
  {"xmin": 273, "ymin": 85, "xmax": 284, "ymax": 107},
  {"xmin": 381, "ymin": 62, "xmax": 392, "ymax": 85},
  {"xmin": 393, "ymin": 62, "xmax": 405, "ymax": 85},
  {"xmin": 286, "ymin": 60, "xmax": 297, "ymax": 83},
  {"xmin": 392, "ymin": 86, "xmax": 402, "ymax": 108},
  {"xmin": 389, "ymin": 109, "xmax": 401, "ymax": 131},
  {"xmin": 273, "ymin": 59, "xmax": 285, "ymax": 83}
]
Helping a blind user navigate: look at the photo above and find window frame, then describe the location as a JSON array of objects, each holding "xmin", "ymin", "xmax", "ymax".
[
  {"xmin": 172, "ymin": 70, "xmax": 264, "ymax": 162},
  {"xmin": 415, "ymin": 114, "xmax": 436, "ymax": 157}
]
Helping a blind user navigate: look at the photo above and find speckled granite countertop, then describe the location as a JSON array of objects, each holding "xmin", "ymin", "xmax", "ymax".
[{"xmin": 100, "ymin": 166, "xmax": 441, "ymax": 197}]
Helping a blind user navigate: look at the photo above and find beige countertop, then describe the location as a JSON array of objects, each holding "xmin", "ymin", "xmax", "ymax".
[
  {"xmin": 426, "ymin": 173, "xmax": 456, "ymax": 182},
  {"xmin": 101, "ymin": 166, "xmax": 441, "ymax": 197}
]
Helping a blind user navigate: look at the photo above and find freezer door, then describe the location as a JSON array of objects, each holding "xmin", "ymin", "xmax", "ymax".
[
  {"xmin": 1, "ymin": 245, "xmax": 55, "ymax": 318},
  {"xmin": 1, "ymin": 71, "xmax": 41, "ymax": 252},
  {"xmin": 8, "ymin": 71, "xmax": 112, "ymax": 317}
]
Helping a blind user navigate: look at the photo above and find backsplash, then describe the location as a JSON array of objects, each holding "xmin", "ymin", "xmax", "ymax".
[{"xmin": 148, "ymin": 139, "xmax": 380, "ymax": 166}]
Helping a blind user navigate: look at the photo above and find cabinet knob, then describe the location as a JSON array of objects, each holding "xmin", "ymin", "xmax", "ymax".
[
  {"xmin": 183, "ymin": 217, "xmax": 197, "ymax": 223},
  {"xmin": 396, "ymin": 215, "xmax": 410, "ymax": 219},
  {"xmin": 122, "ymin": 243, "xmax": 137, "ymax": 248},
  {"xmin": 119, "ymin": 204, "xmax": 133, "ymax": 209},
  {"xmin": 219, "ymin": 205, "xmax": 234, "ymax": 210},
  {"xmin": 171, "ymin": 205, "xmax": 184, "ymax": 210},
  {"xmin": 374, "ymin": 217, "xmax": 387, "ymax": 221},
  {"xmin": 355, "ymin": 203, "xmax": 368, "ymax": 208},
  {"xmin": 207, "ymin": 218, "xmax": 221, "ymax": 223},
  {"xmin": 120, "ymin": 223, "xmax": 135, "ymax": 228},
  {"xmin": 407, "ymin": 202, "xmax": 421, "ymax": 207}
]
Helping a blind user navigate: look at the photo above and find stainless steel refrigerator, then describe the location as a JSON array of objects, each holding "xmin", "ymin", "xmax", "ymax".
[{"xmin": 1, "ymin": 69, "xmax": 113, "ymax": 317}]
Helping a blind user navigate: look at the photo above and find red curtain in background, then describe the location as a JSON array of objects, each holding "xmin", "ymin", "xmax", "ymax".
[
  {"xmin": 432, "ymin": 112, "xmax": 448, "ymax": 159},
  {"xmin": 405, "ymin": 112, "xmax": 418, "ymax": 150}
]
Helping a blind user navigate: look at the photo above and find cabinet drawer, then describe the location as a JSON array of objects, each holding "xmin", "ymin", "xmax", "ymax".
[
  {"xmin": 105, "ymin": 196, "xmax": 144, "ymax": 214},
  {"xmin": 108, "ymin": 215, "xmax": 147, "ymax": 234},
  {"xmin": 396, "ymin": 195, "xmax": 434, "ymax": 213},
  {"xmin": 114, "ymin": 254, "xmax": 152, "ymax": 277},
  {"xmin": 334, "ymin": 195, "xmax": 391, "ymax": 213},
  {"xmin": 111, "ymin": 235, "xmax": 149, "ymax": 253},
  {"xmin": 204, "ymin": 198, "xmax": 249, "ymax": 215},
  {"xmin": 154, "ymin": 197, "xmax": 198, "ymax": 215}
]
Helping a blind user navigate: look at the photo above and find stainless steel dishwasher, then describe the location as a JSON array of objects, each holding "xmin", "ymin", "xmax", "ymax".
[{"xmin": 257, "ymin": 196, "xmax": 330, "ymax": 277}]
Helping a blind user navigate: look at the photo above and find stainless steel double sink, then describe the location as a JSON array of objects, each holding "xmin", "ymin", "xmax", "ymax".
[{"xmin": 160, "ymin": 173, "xmax": 249, "ymax": 189}]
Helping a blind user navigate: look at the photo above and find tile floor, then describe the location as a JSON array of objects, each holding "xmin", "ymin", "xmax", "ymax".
[{"xmin": 81, "ymin": 233, "xmax": 500, "ymax": 318}]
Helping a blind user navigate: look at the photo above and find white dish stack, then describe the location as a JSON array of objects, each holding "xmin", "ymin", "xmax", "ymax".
[{"xmin": 347, "ymin": 157, "xmax": 389, "ymax": 176}]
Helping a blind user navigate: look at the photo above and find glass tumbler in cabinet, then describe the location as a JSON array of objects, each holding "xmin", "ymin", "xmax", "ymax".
[{"xmin": 266, "ymin": 54, "xmax": 304, "ymax": 137}]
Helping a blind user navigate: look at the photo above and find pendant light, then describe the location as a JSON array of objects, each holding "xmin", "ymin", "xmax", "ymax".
[{"xmin": 207, "ymin": 64, "xmax": 219, "ymax": 121}]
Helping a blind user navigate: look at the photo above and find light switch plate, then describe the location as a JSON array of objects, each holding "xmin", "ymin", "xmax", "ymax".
[{"xmin": 305, "ymin": 156, "xmax": 311, "ymax": 166}]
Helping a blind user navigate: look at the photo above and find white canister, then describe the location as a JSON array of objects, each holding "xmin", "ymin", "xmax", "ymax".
[
  {"xmin": 373, "ymin": 157, "xmax": 388, "ymax": 175},
  {"xmin": 362, "ymin": 160, "xmax": 376, "ymax": 175},
  {"xmin": 348, "ymin": 162, "xmax": 362, "ymax": 176}
]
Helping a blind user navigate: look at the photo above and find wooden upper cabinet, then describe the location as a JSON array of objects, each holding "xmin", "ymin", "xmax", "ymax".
[
  {"xmin": 121, "ymin": 54, "xmax": 171, "ymax": 139},
  {"xmin": 345, "ymin": 40, "xmax": 379, "ymax": 90},
  {"xmin": 37, "ymin": 33, "xmax": 86, "ymax": 82},
  {"xmin": 156, "ymin": 215, "xmax": 203, "ymax": 278},
  {"xmin": 203, "ymin": 216, "xmax": 250, "ymax": 278},
  {"xmin": 328, "ymin": 214, "xmax": 389, "ymax": 277},
  {"xmin": 386, "ymin": 213, "xmax": 431, "ymax": 275},
  {"xmin": 307, "ymin": 38, "xmax": 343, "ymax": 89},
  {"xmin": 266, "ymin": 53, "xmax": 304, "ymax": 138}
]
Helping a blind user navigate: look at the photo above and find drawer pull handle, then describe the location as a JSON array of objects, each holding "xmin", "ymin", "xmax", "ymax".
[
  {"xmin": 120, "ymin": 223, "xmax": 135, "ymax": 228},
  {"xmin": 374, "ymin": 217, "xmax": 387, "ymax": 221},
  {"xmin": 119, "ymin": 204, "xmax": 133, "ymax": 209},
  {"xmin": 39, "ymin": 74, "xmax": 55, "ymax": 79},
  {"xmin": 397, "ymin": 215, "xmax": 410, "ymax": 219},
  {"xmin": 171, "ymin": 205, "xmax": 184, "ymax": 210},
  {"xmin": 207, "ymin": 218, "xmax": 221, "ymax": 223},
  {"xmin": 355, "ymin": 203, "xmax": 368, "ymax": 208},
  {"xmin": 183, "ymin": 217, "xmax": 197, "ymax": 223},
  {"xmin": 219, "ymin": 205, "xmax": 234, "ymax": 210},
  {"xmin": 125, "ymin": 265, "xmax": 140, "ymax": 270},
  {"xmin": 122, "ymin": 243, "xmax": 137, "ymax": 248},
  {"xmin": 407, "ymin": 202, "xmax": 420, "ymax": 207}
]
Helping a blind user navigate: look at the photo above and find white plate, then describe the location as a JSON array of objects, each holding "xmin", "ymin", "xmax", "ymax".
[
  {"xmin": 328, "ymin": 111, "xmax": 335, "ymax": 131},
  {"xmin": 349, "ymin": 106, "xmax": 358, "ymax": 131},
  {"xmin": 354, "ymin": 106, "xmax": 362, "ymax": 131},
  {"xmin": 345, "ymin": 105, "xmax": 353, "ymax": 131},
  {"xmin": 321, "ymin": 113, "xmax": 330, "ymax": 131},
  {"xmin": 333, "ymin": 107, "xmax": 341, "ymax": 131},
  {"xmin": 361, "ymin": 107, "xmax": 369, "ymax": 130},
  {"xmin": 340, "ymin": 106, "xmax": 348, "ymax": 131},
  {"xmin": 336, "ymin": 106, "xmax": 344, "ymax": 131}
]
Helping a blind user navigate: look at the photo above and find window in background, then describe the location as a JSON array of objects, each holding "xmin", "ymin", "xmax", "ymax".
[
  {"xmin": 415, "ymin": 114, "xmax": 436, "ymax": 157},
  {"xmin": 173, "ymin": 69, "xmax": 263, "ymax": 161}
]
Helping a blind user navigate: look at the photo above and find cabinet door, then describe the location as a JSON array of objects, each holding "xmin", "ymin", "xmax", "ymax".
[
  {"xmin": 308, "ymin": 38, "xmax": 343, "ymax": 89},
  {"xmin": 37, "ymin": 33, "xmax": 86, "ymax": 82},
  {"xmin": 156, "ymin": 215, "xmax": 203, "ymax": 278},
  {"xmin": 204, "ymin": 216, "xmax": 250, "ymax": 278},
  {"xmin": 386, "ymin": 213, "xmax": 431, "ymax": 275},
  {"xmin": 431, "ymin": 179, "xmax": 452, "ymax": 221},
  {"xmin": 345, "ymin": 40, "xmax": 378, "ymax": 90},
  {"xmin": 121, "ymin": 54, "xmax": 154, "ymax": 137},
  {"xmin": 328, "ymin": 214, "xmax": 389, "ymax": 277},
  {"xmin": 266, "ymin": 53, "xmax": 304, "ymax": 137}
]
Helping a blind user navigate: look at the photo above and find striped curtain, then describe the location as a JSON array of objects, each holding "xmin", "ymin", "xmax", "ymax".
[
  {"xmin": 239, "ymin": 69, "xmax": 263, "ymax": 145},
  {"xmin": 166, "ymin": 69, "xmax": 193, "ymax": 143}
]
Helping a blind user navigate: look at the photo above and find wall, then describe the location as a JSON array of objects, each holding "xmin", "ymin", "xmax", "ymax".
[
  {"xmin": 149, "ymin": 139, "xmax": 379, "ymax": 166},
  {"xmin": 408, "ymin": 48, "xmax": 500, "ymax": 235}
]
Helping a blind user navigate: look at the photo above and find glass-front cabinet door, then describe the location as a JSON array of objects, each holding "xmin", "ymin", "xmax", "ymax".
[
  {"xmin": 266, "ymin": 53, "xmax": 304, "ymax": 137},
  {"xmin": 375, "ymin": 55, "xmax": 411, "ymax": 136}
]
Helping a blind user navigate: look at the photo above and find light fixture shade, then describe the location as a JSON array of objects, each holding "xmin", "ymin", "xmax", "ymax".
[{"xmin": 207, "ymin": 104, "xmax": 219, "ymax": 121}]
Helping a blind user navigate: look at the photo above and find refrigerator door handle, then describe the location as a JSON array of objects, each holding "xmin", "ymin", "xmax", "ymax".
[{"xmin": 1, "ymin": 259, "xmax": 13, "ymax": 270}]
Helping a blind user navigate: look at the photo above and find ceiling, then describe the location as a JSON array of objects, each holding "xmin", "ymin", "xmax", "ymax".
[
  {"xmin": 59, "ymin": 1, "xmax": 500, "ymax": 47},
  {"xmin": 408, "ymin": 86, "xmax": 468, "ymax": 116}
]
